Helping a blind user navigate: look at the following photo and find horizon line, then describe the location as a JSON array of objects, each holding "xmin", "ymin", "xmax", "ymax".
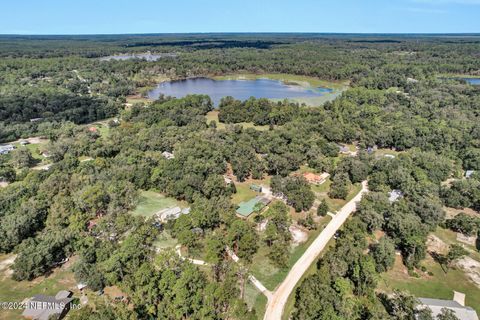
[{"xmin": 1, "ymin": 32, "xmax": 480, "ymax": 37}]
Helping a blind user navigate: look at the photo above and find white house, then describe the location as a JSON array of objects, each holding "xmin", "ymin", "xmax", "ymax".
[
  {"xmin": 156, "ymin": 207, "xmax": 190, "ymax": 222},
  {"xmin": 0, "ymin": 144, "xmax": 15, "ymax": 155}
]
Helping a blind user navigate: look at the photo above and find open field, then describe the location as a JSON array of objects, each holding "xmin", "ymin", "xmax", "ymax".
[
  {"xmin": 375, "ymin": 148, "xmax": 402, "ymax": 157},
  {"xmin": 206, "ymin": 110, "xmax": 270, "ymax": 131},
  {"xmin": 244, "ymin": 282, "xmax": 268, "ymax": 318},
  {"xmin": 378, "ymin": 254, "xmax": 480, "ymax": 314},
  {"xmin": 10, "ymin": 138, "xmax": 49, "ymax": 161},
  {"xmin": 153, "ymin": 230, "xmax": 178, "ymax": 251},
  {"xmin": 132, "ymin": 190, "xmax": 185, "ymax": 219},
  {"xmin": 231, "ymin": 176, "xmax": 272, "ymax": 205}
]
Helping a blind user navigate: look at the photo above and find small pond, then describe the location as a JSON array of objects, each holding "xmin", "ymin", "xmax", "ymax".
[{"xmin": 147, "ymin": 78, "xmax": 334, "ymax": 105}]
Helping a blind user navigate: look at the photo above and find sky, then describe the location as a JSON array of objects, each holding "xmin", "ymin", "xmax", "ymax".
[{"xmin": 0, "ymin": 0, "xmax": 479, "ymax": 34}]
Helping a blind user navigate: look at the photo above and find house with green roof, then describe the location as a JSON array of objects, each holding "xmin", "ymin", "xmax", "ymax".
[{"xmin": 236, "ymin": 196, "xmax": 270, "ymax": 218}]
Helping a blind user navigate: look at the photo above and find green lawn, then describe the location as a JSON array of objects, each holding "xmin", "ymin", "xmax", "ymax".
[
  {"xmin": 231, "ymin": 177, "xmax": 272, "ymax": 206},
  {"xmin": 132, "ymin": 190, "xmax": 184, "ymax": 219},
  {"xmin": 11, "ymin": 140, "xmax": 48, "ymax": 161},
  {"xmin": 314, "ymin": 182, "xmax": 362, "ymax": 212},
  {"xmin": 375, "ymin": 148, "xmax": 401, "ymax": 157},
  {"xmin": 433, "ymin": 227, "xmax": 480, "ymax": 267},
  {"xmin": 232, "ymin": 184, "xmax": 259, "ymax": 206},
  {"xmin": 379, "ymin": 255, "xmax": 480, "ymax": 314},
  {"xmin": 244, "ymin": 282, "xmax": 268, "ymax": 318},
  {"xmin": 153, "ymin": 230, "xmax": 178, "ymax": 251}
]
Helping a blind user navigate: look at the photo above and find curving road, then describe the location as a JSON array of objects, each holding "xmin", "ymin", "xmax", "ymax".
[{"xmin": 263, "ymin": 181, "xmax": 368, "ymax": 320}]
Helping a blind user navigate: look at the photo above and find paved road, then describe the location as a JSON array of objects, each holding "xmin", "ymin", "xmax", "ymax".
[{"xmin": 263, "ymin": 181, "xmax": 368, "ymax": 320}]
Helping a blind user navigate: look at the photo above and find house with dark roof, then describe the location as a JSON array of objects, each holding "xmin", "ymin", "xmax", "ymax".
[
  {"xmin": 22, "ymin": 290, "xmax": 73, "ymax": 320},
  {"xmin": 417, "ymin": 292, "xmax": 478, "ymax": 320}
]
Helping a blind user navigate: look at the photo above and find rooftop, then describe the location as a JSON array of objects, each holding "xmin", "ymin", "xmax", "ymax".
[
  {"xmin": 22, "ymin": 291, "xmax": 73, "ymax": 320},
  {"xmin": 236, "ymin": 196, "xmax": 270, "ymax": 217},
  {"xmin": 419, "ymin": 297, "xmax": 479, "ymax": 320}
]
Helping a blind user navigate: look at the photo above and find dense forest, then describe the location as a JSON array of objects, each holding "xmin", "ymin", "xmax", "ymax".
[{"xmin": 0, "ymin": 34, "xmax": 480, "ymax": 319}]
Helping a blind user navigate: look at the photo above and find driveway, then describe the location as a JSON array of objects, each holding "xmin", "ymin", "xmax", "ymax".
[{"xmin": 263, "ymin": 181, "xmax": 368, "ymax": 320}]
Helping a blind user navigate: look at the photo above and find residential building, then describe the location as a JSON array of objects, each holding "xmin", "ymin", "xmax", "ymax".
[
  {"xmin": 236, "ymin": 196, "xmax": 271, "ymax": 218},
  {"xmin": 417, "ymin": 292, "xmax": 478, "ymax": 320},
  {"xmin": 156, "ymin": 206, "xmax": 190, "ymax": 222},
  {"xmin": 22, "ymin": 290, "xmax": 74, "ymax": 320},
  {"xmin": 0, "ymin": 144, "xmax": 15, "ymax": 155},
  {"xmin": 302, "ymin": 172, "xmax": 329, "ymax": 185}
]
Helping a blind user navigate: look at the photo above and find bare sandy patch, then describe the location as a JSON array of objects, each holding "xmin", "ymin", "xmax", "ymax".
[
  {"xmin": 427, "ymin": 234, "xmax": 448, "ymax": 254},
  {"xmin": 289, "ymin": 225, "xmax": 308, "ymax": 245},
  {"xmin": 456, "ymin": 256, "xmax": 480, "ymax": 288}
]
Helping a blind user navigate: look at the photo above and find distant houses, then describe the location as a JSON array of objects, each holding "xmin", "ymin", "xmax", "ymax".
[
  {"xmin": 0, "ymin": 144, "xmax": 15, "ymax": 155},
  {"xmin": 22, "ymin": 290, "xmax": 74, "ymax": 320}
]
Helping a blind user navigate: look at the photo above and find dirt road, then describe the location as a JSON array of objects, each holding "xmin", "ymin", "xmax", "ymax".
[{"xmin": 263, "ymin": 181, "xmax": 368, "ymax": 320}]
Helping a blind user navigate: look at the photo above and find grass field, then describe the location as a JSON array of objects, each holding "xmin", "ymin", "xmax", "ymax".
[
  {"xmin": 0, "ymin": 255, "xmax": 80, "ymax": 320},
  {"xmin": 231, "ymin": 176, "xmax": 272, "ymax": 205},
  {"xmin": 153, "ymin": 230, "xmax": 178, "ymax": 251},
  {"xmin": 244, "ymin": 282, "xmax": 268, "ymax": 318},
  {"xmin": 11, "ymin": 139, "xmax": 48, "ymax": 161},
  {"xmin": 132, "ymin": 190, "xmax": 185, "ymax": 219},
  {"xmin": 206, "ymin": 110, "xmax": 270, "ymax": 131},
  {"xmin": 313, "ymin": 182, "xmax": 363, "ymax": 212},
  {"xmin": 378, "ymin": 254, "xmax": 480, "ymax": 314},
  {"xmin": 375, "ymin": 148, "xmax": 401, "ymax": 157}
]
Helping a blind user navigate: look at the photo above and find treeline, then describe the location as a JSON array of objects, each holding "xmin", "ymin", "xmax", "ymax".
[{"xmin": 218, "ymin": 97, "xmax": 299, "ymax": 125}]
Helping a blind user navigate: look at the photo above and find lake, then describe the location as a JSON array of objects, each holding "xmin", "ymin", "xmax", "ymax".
[
  {"xmin": 147, "ymin": 78, "xmax": 334, "ymax": 105},
  {"xmin": 460, "ymin": 78, "xmax": 480, "ymax": 85}
]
